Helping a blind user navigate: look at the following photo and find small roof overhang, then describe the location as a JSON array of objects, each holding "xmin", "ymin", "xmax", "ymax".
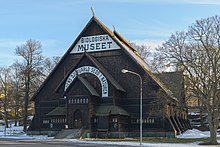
[
  {"xmin": 95, "ymin": 105, "xmax": 129, "ymax": 116},
  {"xmin": 46, "ymin": 106, "xmax": 66, "ymax": 116}
]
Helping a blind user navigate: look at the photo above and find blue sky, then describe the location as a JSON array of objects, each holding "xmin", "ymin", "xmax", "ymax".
[{"xmin": 1, "ymin": 0, "xmax": 220, "ymax": 67}]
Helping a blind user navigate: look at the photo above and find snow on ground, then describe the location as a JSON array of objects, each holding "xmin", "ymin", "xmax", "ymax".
[
  {"xmin": 0, "ymin": 124, "xmax": 49, "ymax": 139},
  {"xmin": 0, "ymin": 124, "xmax": 219, "ymax": 146},
  {"xmin": 177, "ymin": 129, "xmax": 212, "ymax": 138},
  {"xmin": 63, "ymin": 129, "xmax": 220, "ymax": 146}
]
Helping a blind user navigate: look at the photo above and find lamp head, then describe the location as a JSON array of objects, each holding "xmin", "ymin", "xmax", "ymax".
[{"xmin": 121, "ymin": 69, "xmax": 128, "ymax": 73}]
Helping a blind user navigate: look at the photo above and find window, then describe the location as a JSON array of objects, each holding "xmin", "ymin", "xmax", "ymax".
[
  {"xmin": 146, "ymin": 118, "xmax": 155, "ymax": 124},
  {"xmin": 94, "ymin": 118, "xmax": 97, "ymax": 123},
  {"xmin": 112, "ymin": 117, "xmax": 118, "ymax": 123},
  {"xmin": 151, "ymin": 118, "xmax": 155, "ymax": 123},
  {"xmin": 73, "ymin": 98, "xmax": 89, "ymax": 104},
  {"xmin": 42, "ymin": 120, "xmax": 49, "ymax": 124}
]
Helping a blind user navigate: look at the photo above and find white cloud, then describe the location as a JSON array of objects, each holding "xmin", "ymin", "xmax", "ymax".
[
  {"xmin": 131, "ymin": 39, "xmax": 164, "ymax": 50},
  {"xmin": 0, "ymin": 39, "xmax": 25, "ymax": 49}
]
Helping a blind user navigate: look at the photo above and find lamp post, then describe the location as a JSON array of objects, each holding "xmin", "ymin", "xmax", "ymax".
[{"xmin": 121, "ymin": 69, "xmax": 143, "ymax": 145}]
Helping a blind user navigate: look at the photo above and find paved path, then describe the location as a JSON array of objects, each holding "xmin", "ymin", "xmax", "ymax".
[
  {"xmin": 0, "ymin": 138, "xmax": 219, "ymax": 147},
  {"xmin": 0, "ymin": 138, "xmax": 132, "ymax": 147}
]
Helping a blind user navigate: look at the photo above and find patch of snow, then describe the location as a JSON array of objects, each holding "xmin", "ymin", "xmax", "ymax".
[
  {"xmin": 177, "ymin": 129, "xmax": 211, "ymax": 138},
  {"xmin": 188, "ymin": 112, "xmax": 200, "ymax": 115},
  {"xmin": 0, "ymin": 124, "xmax": 50, "ymax": 139}
]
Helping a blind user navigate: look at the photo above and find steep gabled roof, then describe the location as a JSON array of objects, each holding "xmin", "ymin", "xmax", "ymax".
[
  {"xmin": 31, "ymin": 16, "xmax": 178, "ymax": 103},
  {"xmin": 85, "ymin": 53, "xmax": 125, "ymax": 92},
  {"xmin": 31, "ymin": 16, "xmax": 108, "ymax": 101},
  {"xmin": 55, "ymin": 53, "xmax": 125, "ymax": 93},
  {"xmin": 77, "ymin": 76, "xmax": 100, "ymax": 97},
  {"xmin": 87, "ymin": 17, "xmax": 178, "ymax": 102},
  {"xmin": 110, "ymin": 31, "xmax": 178, "ymax": 102}
]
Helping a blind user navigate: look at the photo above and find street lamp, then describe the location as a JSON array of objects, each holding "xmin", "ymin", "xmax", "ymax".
[{"xmin": 121, "ymin": 69, "xmax": 143, "ymax": 145}]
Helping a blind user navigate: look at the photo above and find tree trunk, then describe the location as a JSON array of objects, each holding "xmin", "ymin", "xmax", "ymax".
[
  {"xmin": 209, "ymin": 123, "xmax": 218, "ymax": 144},
  {"xmin": 23, "ymin": 76, "xmax": 30, "ymax": 132},
  {"xmin": 207, "ymin": 107, "xmax": 219, "ymax": 145},
  {"xmin": 14, "ymin": 88, "xmax": 19, "ymax": 126},
  {"xmin": 14, "ymin": 108, "xmax": 18, "ymax": 126},
  {"xmin": 199, "ymin": 100, "xmax": 204, "ymax": 127},
  {"xmin": 4, "ymin": 90, "xmax": 8, "ymax": 128}
]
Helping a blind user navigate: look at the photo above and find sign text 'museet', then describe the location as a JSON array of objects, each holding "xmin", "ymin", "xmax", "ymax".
[{"xmin": 71, "ymin": 34, "xmax": 120, "ymax": 53}]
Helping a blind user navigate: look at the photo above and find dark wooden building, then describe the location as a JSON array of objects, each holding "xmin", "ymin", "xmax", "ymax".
[{"xmin": 28, "ymin": 16, "xmax": 191, "ymax": 138}]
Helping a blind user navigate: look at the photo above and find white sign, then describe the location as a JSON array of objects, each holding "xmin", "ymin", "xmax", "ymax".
[
  {"xmin": 71, "ymin": 34, "xmax": 120, "ymax": 53},
  {"xmin": 64, "ymin": 66, "xmax": 108, "ymax": 97}
]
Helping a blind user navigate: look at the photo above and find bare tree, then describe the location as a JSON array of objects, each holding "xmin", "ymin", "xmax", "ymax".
[
  {"xmin": 156, "ymin": 15, "xmax": 220, "ymax": 144},
  {"xmin": 42, "ymin": 56, "xmax": 60, "ymax": 77},
  {"xmin": 0, "ymin": 67, "xmax": 12, "ymax": 128},
  {"xmin": 131, "ymin": 42, "xmax": 151, "ymax": 61},
  {"xmin": 29, "ymin": 56, "xmax": 61, "ymax": 94},
  {"xmin": 131, "ymin": 42, "xmax": 168, "ymax": 73},
  {"xmin": 150, "ymin": 50, "xmax": 177, "ymax": 73},
  {"xmin": 10, "ymin": 62, "xmax": 25, "ymax": 126},
  {"xmin": 15, "ymin": 39, "xmax": 44, "ymax": 132}
]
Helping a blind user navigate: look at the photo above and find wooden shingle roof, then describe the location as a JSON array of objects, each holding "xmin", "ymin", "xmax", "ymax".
[
  {"xmin": 31, "ymin": 16, "xmax": 178, "ymax": 103},
  {"xmin": 111, "ymin": 31, "xmax": 178, "ymax": 102},
  {"xmin": 95, "ymin": 105, "xmax": 129, "ymax": 116},
  {"xmin": 55, "ymin": 52, "xmax": 125, "ymax": 94},
  {"xmin": 46, "ymin": 106, "xmax": 66, "ymax": 116}
]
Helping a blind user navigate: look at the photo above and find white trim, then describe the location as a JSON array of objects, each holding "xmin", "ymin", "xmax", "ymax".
[{"xmin": 64, "ymin": 66, "xmax": 108, "ymax": 97}]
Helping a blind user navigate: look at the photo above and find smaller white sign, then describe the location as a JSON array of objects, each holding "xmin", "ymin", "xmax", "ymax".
[{"xmin": 71, "ymin": 34, "xmax": 120, "ymax": 53}]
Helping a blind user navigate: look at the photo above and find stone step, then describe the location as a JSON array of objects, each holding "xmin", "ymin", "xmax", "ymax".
[{"xmin": 55, "ymin": 129, "xmax": 83, "ymax": 139}]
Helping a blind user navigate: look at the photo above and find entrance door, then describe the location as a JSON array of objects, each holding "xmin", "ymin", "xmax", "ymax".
[
  {"xmin": 74, "ymin": 109, "xmax": 82, "ymax": 129},
  {"xmin": 98, "ymin": 116, "xmax": 109, "ymax": 129}
]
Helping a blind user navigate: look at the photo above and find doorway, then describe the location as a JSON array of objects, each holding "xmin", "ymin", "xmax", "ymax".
[{"xmin": 74, "ymin": 109, "xmax": 82, "ymax": 129}]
